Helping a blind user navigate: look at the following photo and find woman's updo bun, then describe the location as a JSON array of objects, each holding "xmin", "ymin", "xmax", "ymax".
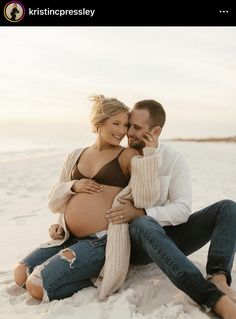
[{"xmin": 90, "ymin": 94, "xmax": 129, "ymax": 133}]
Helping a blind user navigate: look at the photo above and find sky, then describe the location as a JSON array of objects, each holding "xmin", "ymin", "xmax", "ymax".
[{"xmin": 0, "ymin": 27, "xmax": 235, "ymax": 142}]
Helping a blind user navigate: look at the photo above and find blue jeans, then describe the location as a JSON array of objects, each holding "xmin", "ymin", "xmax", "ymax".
[
  {"xmin": 129, "ymin": 199, "xmax": 236, "ymax": 311},
  {"xmin": 21, "ymin": 234, "xmax": 107, "ymax": 300}
]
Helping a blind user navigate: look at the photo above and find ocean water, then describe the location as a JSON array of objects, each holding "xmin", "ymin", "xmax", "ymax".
[
  {"xmin": 0, "ymin": 134, "xmax": 130, "ymax": 163},
  {"xmin": 0, "ymin": 136, "xmax": 91, "ymax": 163},
  {"xmin": 0, "ymin": 137, "xmax": 235, "ymax": 211}
]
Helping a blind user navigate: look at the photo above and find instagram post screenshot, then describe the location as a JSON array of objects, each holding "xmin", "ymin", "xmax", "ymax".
[{"xmin": 0, "ymin": 1, "xmax": 236, "ymax": 319}]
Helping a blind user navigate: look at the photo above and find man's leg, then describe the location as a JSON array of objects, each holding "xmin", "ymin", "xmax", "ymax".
[
  {"xmin": 165, "ymin": 199, "xmax": 236, "ymax": 300},
  {"xmin": 129, "ymin": 215, "xmax": 224, "ymax": 312}
]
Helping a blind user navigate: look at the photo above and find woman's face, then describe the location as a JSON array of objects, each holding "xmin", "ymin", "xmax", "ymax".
[{"xmin": 99, "ymin": 112, "xmax": 129, "ymax": 146}]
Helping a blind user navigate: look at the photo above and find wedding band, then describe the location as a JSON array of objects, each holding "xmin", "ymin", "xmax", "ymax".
[{"xmin": 120, "ymin": 215, "xmax": 123, "ymax": 220}]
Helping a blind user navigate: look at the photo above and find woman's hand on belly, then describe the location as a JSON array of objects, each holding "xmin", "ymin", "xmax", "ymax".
[{"xmin": 72, "ymin": 178, "xmax": 103, "ymax": 194}]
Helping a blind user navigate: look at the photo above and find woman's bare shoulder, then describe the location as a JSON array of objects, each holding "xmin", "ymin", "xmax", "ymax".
[
  {"xmin": 118, "ymin": 147, "xmax": 139, "ymax": 177},
  {"xmin": 120, "ymin": 147, "xmax": 139, "ymax": 163},
  {"xmin": 123, "ymin": 147, "xmax": 139, "ymax": 156}
]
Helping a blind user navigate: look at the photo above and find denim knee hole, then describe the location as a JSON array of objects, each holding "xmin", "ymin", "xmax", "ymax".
[
  {"xmin": 27, "ymin": 264, "xmax": 50, "ymax": 303},
  {"xmin": 59, "ymin": 248, "xmax": 76, "ymax": 268}
]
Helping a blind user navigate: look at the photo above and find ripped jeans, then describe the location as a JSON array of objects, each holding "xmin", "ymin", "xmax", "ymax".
[{"xmin": 20, "ymin": 234, "xmax": 107, "ymax": 301}]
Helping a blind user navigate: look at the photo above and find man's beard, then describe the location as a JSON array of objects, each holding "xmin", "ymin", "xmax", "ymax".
[{"xmin": 128, "ymin": 138, "xmax": 146, "ymax": 149}]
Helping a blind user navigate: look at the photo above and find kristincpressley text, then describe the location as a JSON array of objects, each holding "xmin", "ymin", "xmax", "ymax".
[{"xmin": 28, "ymin": 8, "xmax": 95, "ymax": 17}]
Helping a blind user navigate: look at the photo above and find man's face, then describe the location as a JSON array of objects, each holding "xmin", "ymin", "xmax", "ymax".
[{"xmin": 127, "ymin": 109, "xmax": 151, "ymax": 149}]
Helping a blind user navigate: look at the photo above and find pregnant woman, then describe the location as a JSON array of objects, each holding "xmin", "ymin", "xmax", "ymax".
[{"xmin": 13, "ymin": 95, "xmax": 143, "ymax": 301}]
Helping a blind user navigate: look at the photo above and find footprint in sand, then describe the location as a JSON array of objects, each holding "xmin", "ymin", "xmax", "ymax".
[
  {"xmin": 5, "ymin": 282, "xmax": 25, "ymax": 297},
  {"xmin": 25, "ymin": 297, "xmax": 41, "ymax": 305}
]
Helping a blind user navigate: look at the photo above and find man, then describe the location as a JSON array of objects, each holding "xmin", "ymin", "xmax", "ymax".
[{"xmin": 106, "ymin": 99, "xmax": 236, "ymax": 319}]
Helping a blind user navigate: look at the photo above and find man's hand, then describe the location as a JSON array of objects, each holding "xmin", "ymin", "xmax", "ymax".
[
  {"xmin": 49, "ymin": 224, "xmax": 65, "ymax": 240},
  {"xmin": 141, "ymin": 132, "xmax": 156, "ymax": 148},
  {"xmin": 105, "ymin": 199, "xmax": 145, "ymax": 224}
]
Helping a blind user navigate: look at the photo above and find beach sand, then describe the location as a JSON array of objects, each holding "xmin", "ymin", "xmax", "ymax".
[{"xmin": 0, "ymin": 142, "xmax": 236, "ymax": 319}]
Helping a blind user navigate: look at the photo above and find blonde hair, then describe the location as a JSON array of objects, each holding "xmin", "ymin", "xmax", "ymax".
[{"xmin": 90, "ymin": 95, "xmax": 130, "ymax": 133}]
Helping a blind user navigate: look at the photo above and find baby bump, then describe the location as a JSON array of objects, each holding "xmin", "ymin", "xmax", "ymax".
[{"xmin": 65, "ymin": 185, "xmax": 121, "ymax": 237}]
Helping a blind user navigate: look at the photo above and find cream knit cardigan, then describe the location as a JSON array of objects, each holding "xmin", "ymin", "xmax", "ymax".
[{"xmin": 42, "ymin": 147, "xmax": 160, "ymax": 299}]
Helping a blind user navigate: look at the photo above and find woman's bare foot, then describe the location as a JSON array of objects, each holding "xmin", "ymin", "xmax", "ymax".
[
  {"xmin": 210, "ymin": 274, "xmax": 236, "ymax": 303},
  {"xmin": 213, "ymin": 295, "xmax": 236, "ymax": 319}
]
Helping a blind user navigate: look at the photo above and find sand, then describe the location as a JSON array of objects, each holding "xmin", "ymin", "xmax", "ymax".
[{"xmin": 1, "ymin": 142, "xmax": 236, "ymax": 319}]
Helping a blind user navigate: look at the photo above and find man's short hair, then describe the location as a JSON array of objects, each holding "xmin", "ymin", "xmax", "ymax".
[{"xmin": 134, "ymin": 99, "xmax": 166, "ymax": 129}]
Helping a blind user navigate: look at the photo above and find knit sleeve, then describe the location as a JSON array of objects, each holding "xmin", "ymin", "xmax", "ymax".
[
  {"xmin": 94, "ymin": 148, "xmax": 160, "ymax": 300},
  {"xmin": 47, "ymin": 151, "xmax": 78, "ymax": 213},
  {"xmin": 130, "ymin": 147, "xmax": 160, "ymax": 208}
]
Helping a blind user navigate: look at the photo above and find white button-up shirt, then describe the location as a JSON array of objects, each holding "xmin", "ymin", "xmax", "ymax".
[{"xmin": 146, "ymin": 144, "xmax": 192, "ymax": 226}]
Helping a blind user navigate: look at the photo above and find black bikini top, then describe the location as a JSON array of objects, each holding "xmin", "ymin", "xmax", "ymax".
[{"xmin": 71, "ymin": 148, "xmax": 128, "ymax": 188}]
